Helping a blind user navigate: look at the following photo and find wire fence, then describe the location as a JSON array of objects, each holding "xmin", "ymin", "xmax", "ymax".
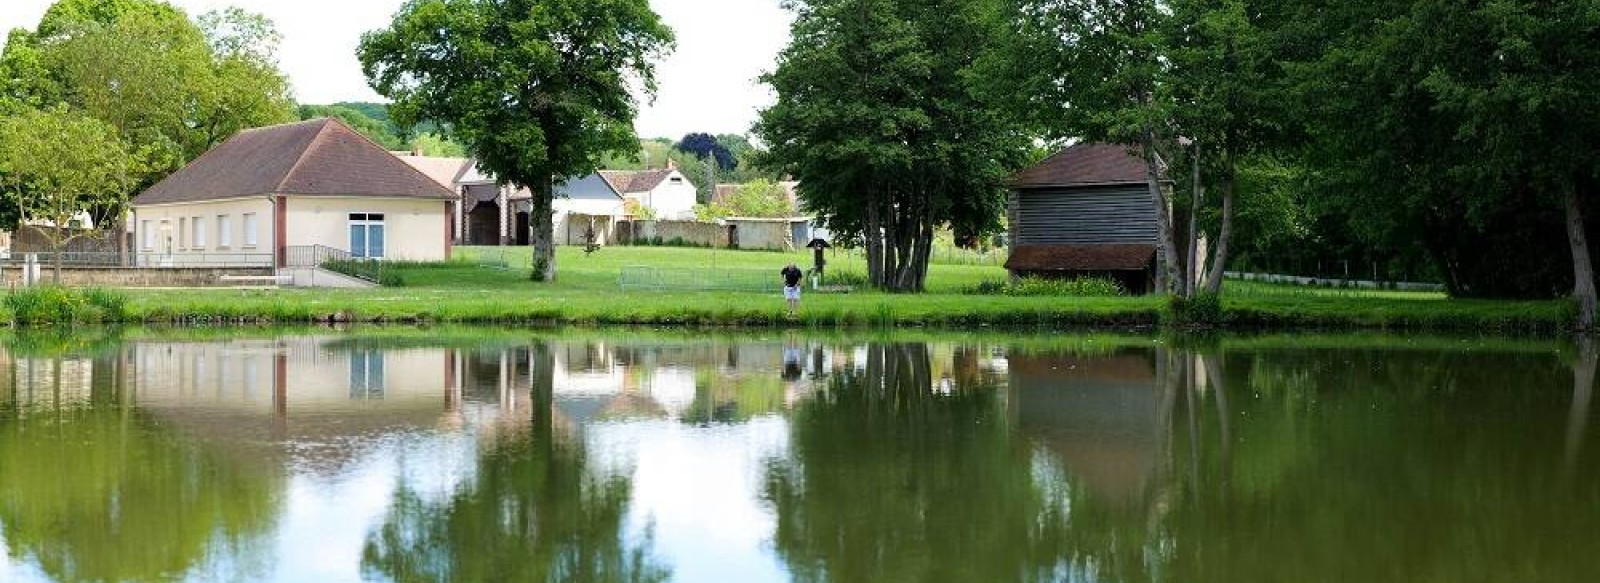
[{"xmin": 619, "ymin": 265, "xmax": 776, "ymax": 292}]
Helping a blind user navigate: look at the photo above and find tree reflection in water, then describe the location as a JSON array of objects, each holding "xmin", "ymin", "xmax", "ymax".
[
  {"xmin": 764, "ymin": 343, "xmax": 1075, "ymax": 583},
  {"xmin": 0, "ymin": 348, "xmax": 281, "ymax": 583},
  {"xmin": 361, "ymin": 342, "xmax": 667, "ymax": 583}
]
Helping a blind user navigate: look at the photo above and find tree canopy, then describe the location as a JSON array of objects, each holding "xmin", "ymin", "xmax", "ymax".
[
  {"xmin": 758, "ymin": 0, "xmax": 1030, "ymax": 292},
  {"xmin": 360, "ymin": 0, "xmax": 675, "ymax": 281},
  {"xmin": 0, "ymin": 0, "xmax": 294, "ymax": 195}
]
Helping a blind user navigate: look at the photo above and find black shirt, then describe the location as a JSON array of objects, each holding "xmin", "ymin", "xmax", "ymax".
[{"xmin": 781, "ymin": 266, "xmax": 803, "ymax": 287}]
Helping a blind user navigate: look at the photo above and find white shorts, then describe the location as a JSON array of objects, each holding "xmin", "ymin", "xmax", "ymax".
[{"xmin": 784, "ymin": 286, "xmax": 801, "ymax": 300}]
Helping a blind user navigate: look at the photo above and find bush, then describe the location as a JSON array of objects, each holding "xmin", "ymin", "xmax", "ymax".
[
  {"xmin": 966, "ymin": 276, "xmax": 1126, "ymax": 297},
  {"xmin": 1170, "ymin": 292, "xmax": 1223, "ymax": 325},
  {"xmin": 4, "ymin": 286, "xmax": 129, "ymax": 325},
  {"xmin": 824, "ymin": 270, "xmax": 868, "ymax": 288}
]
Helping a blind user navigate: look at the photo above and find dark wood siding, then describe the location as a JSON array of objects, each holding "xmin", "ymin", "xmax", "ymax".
[{"xmin": 1012, "ymin": 185, "xmax": 1157, "ymax": 246}]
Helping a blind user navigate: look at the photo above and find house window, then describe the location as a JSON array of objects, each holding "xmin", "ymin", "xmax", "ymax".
[
  {"xmin": 350, "ymin": 350, "xmax": 384, "ymax": 399},
  {"xmin": 178, "ymin": 218, "xmax": 187, "ymax": 249},
  {"xmin": 242, "ymin": 213, "xmax": 258, "ymax": 247},
  {"xmin": 670, "ymin": 177, "xmax": 683, "ymax": 184},
  {"xmin": 141, "ymin": 220, "xmax": 153, "ymax": 250},
  {"xmin": 348, "ymin": 213, "xmax": 386, "ymax": 259},
  {"xmin": 217, "ymin": 215, "xmax": 231, "ymax": 247},
  {"xmin": 192, "ymin": 216, "xmax": 206, "ymax": 248}
]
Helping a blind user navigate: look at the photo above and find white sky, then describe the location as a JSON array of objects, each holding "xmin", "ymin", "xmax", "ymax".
[{"xmin": 0, "ymin": 0, "xmax": 792, "ymax": 139}]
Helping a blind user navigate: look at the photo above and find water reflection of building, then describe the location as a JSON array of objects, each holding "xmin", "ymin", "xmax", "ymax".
[{"xmin": 1009, "ymin": 348, "xmax": 1172, "ymax": 508}]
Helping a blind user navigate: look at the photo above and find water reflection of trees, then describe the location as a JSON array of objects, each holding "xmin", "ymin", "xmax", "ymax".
[
  {"xmin": 767, "ymin": 339, "xmax": 1600, "ymax": 583},
  {"xmin": 362, "ymin": 342, "xmax": 667, "ymax": 583},
  {"xmin": 0, "ymin": 350, "xmax": 281, "ymax": 583},
  {"xmin": 765, "ymin": 343, "xmax": 1074, "ymax": 582}
]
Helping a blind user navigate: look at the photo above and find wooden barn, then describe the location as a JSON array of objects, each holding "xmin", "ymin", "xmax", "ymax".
[{"xmin": 1005, "ymin": 143, "xmax": 1167, "ymax": 294}]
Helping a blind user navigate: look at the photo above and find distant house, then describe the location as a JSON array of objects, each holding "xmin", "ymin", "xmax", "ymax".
[
  {"xmin": 1004, "ymin": 143, "xmax": 1167, "ymax": 294},
  {"xmin": 130, "ymin": 118, "xmax": 456, "ymax": 266},
  {"xmin": 454, "ymin": 162, "xmax": 627, "ymax": 246},
  {"xmin": 600, "ymin": 161, "xmax": 698, "ymax": 220}
]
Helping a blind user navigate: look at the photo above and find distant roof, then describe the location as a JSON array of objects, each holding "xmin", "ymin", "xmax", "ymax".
[
  {"xmin": 1011, "ymin": 143, "xmax": 1153, "ymax": 188},
  {"xmin": 396, "ymin": 155, "xmax": 470, "ymax": 190},
  {"xmin": 1005, "ymin": 244, "xmax": 1157, "ymax": 271},
  {"xmin": 600, "ymin": 169, "xmax": 678, "ymax": 194},
  {"xmin": 135, "ymin": 118, "xmax": 456, "ymax": 205}
]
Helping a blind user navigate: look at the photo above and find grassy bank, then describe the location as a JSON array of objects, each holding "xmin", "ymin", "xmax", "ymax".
[{"xmin": 0, "ymin": 246, "xmax": 1574, "ymax": 332}]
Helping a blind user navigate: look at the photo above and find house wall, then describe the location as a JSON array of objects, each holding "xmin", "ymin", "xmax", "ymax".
[
  {"xmin": 284, "ymin": 196, "xmax": 450, "ymax": 260},
  {"xmin": 554, "ymin": 176, "xmax": 625, "ymax": 246},
  {"xmin": 644, "ymin": 171, "xmax": 698, "ymax": 220},
  {"xmin": 1011, "ymin": 184, "xmax": 1157, "ymax": 246},
  {"xmin": 130, "ymin": 196, "xmax": 277, "ymax": 266}
]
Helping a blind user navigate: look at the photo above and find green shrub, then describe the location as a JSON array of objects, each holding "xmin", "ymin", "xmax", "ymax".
[
  {"xmin": 965, "ymin": 276, "xmax": 1126, "ymax": 297},
  {"xmin": 824, "ymin": 270, "xmax": 868, "ymax": 288},
  {"xmin": 379, "ymin": 270, "xmax": 407, "ymax": 287},
  {"xmin": 1170, "ymin": 292, "xmax": 1222, "ymax": 325},
  {"xmin": 4, "ymin": 286, "xmax": 129, "ymax": 326}
]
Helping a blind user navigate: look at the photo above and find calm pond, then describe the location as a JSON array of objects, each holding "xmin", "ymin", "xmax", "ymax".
[{"xmin": 0, "ymin": 329, "xmax": 1595, "ymax": 583}]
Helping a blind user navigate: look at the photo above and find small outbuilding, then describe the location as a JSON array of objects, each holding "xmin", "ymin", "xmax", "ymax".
[
  {"xmin": 131, "ymin": 118, "xmax": 456, "ymax": 266},
  {"xmin": 1004, "ymin": 143, "xmax": 1166, "ymax": 294}
]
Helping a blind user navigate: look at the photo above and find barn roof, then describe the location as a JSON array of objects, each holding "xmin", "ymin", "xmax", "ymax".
[
  {"xmin": 135, "ymin": 118, "xmax": 456, "ymax": 205},
  {"xmin": 1011, "ymin": 142, "xmax": 1154, "ymax": 188},
  {"xmin": 1005, "ymin": 244, "xmax": 1157, "ymax": 271}
]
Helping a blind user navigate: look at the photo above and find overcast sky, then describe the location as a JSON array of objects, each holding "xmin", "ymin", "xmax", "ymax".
[{"xmin": 0, "ymin": 0, "xmax": 792, "ymax": 139}]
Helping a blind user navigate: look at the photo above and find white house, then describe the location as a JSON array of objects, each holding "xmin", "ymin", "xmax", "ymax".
[
  {"xmin": 599, "ymin": 161, "xmax": 698, "ymax": 220},
  {"xmin": 129, "ymin": 118, "xmax": 456, "ymax": 266},
  {"xmin": 453, "ymin": 161, "xmax": 628, "ymax": 246}
]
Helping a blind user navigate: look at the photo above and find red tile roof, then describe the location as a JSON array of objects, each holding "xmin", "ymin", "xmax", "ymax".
[
  {"xmin": 134, "ymin": 118, "xmax": 456, "ymax": 205},
  {"xmin": 1011, "ymin": 142, "xmax": 1152, "ymax": 188},
  {"xmin": 599, "ymin": 169, "xmax": 676, "ymax": 194},
  {"xmin": 1005, "ymin": 244, "xmax": 1157, "ymax": 271}
]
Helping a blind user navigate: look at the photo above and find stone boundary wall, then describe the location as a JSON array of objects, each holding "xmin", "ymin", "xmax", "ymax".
[
  {"xmin": 617, "ymin": 220, "xmax": 728, "ymax": 247},
  {"xmin": 0, "ymin": 266, "xmax": 273, "ymax": 288}
]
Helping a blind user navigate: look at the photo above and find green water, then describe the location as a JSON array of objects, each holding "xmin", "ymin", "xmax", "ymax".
[{"xmin": 0, "ymin": 330, "xmax": 1594, "ymax": 582}]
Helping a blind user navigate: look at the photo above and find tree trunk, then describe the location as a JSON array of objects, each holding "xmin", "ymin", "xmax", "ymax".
[
  {"xmin": 865, "ymin": 191, "xmax": 883, "ymax": 287},
  {"xmin": 1203, "ymin": 167, "xmax": 1237, "ymax": 294},
  {"xmin": 1565, "ymin": 180, "xmax": 1595, "ymax": 330},
  {"xmin": 1139, "ymin": 131, "xmax": 1181, "ymax": 296},
  {"xmin": 1184, "ymin": 143, "xmax": 1204, "ymax": 299},
  {"xmin": 529, "ymin": 178, "xmax": 557, "ymax": 282}
]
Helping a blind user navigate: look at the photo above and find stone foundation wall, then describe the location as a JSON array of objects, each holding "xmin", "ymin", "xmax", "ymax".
[{"xmin": 0, "ymin": 266, "xmax": 273, "ymax": 288}]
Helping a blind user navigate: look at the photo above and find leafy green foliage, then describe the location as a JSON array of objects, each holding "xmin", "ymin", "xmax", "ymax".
[
  {"xmin": 298, "ymin": 104, "xmax": 407, "ymax": 150},
  {"xmin": 4, "ymin": 286, "xmax": 129, "ymax": 325},
  {"xmin": 758, "ymin": 0, "xmax": 1031, "ymax": 292},
  {"xmin": 696, "ymin": 179, "xmax": 793, "ymax": 219},
  {"xmin": 968, "ymin": 276, "xmax": 1127, "ymax": 297},
  {"xmin": 360, "ymin": 0, "xmax": 675, "ymax": 281},
  {"xmin": 0, "ymin": 0, "xmax": 295, "ymax": 190}
]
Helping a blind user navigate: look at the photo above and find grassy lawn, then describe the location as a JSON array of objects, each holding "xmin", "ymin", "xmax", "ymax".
[{"xmin": 100, "ymin": 245, "xmax": 1571, "ymax": 331}]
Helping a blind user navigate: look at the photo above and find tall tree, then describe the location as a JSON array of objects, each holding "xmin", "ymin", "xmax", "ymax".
[
  {"xmin": 360, "ymin": 0, "xmax": 675, "ymax": 282},
  {"xmin": 1, "ymin": 0, "xmax": 295, "ymax": 179},
  {"xmin": 758, "ymin": 0, "xmax": 1029, "ymax": 292},
  {"xmin": 675, "ymin": 132, "xmax": 736, "ymax": 170},
  {"xmin": 0, "ymin": 107, "xmax": 141, "ymax": 281}
]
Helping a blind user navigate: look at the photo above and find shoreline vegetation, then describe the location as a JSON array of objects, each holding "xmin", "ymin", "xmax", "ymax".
[{"xmin": 0, "ymin": 247, "xmax": 1574, "ymax": 333}]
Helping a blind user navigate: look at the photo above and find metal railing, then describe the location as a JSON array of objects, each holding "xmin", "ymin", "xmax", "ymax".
[{"xmin": 283, "ymin": 245, "xmax": 382, "ymax": 283}]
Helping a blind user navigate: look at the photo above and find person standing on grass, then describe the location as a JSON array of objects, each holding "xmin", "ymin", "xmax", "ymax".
[{"xmin": 781, "ymin": 262, "xmax": 804, "ymax": 315}]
